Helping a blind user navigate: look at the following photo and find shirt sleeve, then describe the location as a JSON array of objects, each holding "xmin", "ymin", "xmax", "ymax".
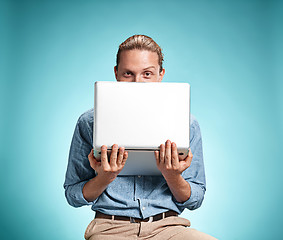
[
  {"xmin": 173, "ymin": 115, "xmax": 206, "ymax": 210},
  {"xmin": 63, "ymin": 114, "xmax": 98, "ymax": 207}
]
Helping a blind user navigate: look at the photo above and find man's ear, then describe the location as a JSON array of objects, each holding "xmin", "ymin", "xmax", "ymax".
[
  {"xmin": 158, "ymin": 68, "xmax": 165, "ymax": 82},
  {"xmin": 114, "ymin": 66, "xmax": 118, "ymax": 80}
]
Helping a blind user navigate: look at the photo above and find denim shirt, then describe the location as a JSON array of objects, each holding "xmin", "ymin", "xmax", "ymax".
[{"xmin": 64, "ymin": 108, "xmax": 206, "ymax": 219}]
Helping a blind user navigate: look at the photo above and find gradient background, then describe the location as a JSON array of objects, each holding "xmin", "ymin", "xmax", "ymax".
[{"xmin": 1, "ymin": 0, "xmax": 282, "ymax": 239}]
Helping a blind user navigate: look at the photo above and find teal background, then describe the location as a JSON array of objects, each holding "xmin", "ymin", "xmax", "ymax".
[{"xmin": 1, "ymin": 0, "xmax": 282, "ymax": 239}]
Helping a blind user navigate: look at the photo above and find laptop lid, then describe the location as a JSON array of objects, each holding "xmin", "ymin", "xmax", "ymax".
[{"xmin": 93, "ymin": 81, "xmax": 190, "ymax": 175}]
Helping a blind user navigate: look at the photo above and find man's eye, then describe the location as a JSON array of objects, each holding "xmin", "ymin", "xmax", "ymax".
[
  {"xmin": 144, "ymin": 72, "xmax": 152, "ymax": 77},
  {"xmin": 125, "ymin": 72, "xmax": 132, "ymax": 76}
]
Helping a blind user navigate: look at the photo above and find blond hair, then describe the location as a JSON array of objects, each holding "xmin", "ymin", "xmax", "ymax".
[{"xmin": 116, "ymin": 35, "xmax": 164, "ymax": 72}]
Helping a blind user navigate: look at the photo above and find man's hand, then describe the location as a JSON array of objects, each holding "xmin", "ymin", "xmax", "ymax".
[
  {"xmin": 83, "ymin": 145, "xmax": 128, "ymax": 202},
  {"xmin": 88, "ymin": 144, "xmax": 128, "ymax": 183},
  {"xmin": 155, "ymin": 140, "xmax": 193, "ymax": 179},
  {"xmin": 154, "ymin": 140, "xmax": 193, "ymax": 202}
]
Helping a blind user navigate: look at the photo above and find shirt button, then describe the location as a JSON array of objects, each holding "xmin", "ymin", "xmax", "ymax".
[{"xmin": 142, "ymin": 207, "xmax": 146, "ymax": 211}]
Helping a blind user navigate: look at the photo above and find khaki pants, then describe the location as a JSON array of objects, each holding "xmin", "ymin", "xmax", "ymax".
[{"xmin": 84, "ymin": 216, "xmax": 217, "ymax": 240}]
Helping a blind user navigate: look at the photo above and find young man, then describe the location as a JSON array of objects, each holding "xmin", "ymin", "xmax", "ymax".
[{"xmin": 64, "ymin": 35, "xmax": 217, "ymax": 239}]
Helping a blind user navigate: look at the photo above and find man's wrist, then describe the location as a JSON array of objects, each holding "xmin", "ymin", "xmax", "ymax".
[
  {"xmin": 163, "ymin": 172, "xmax": 183, "ymax": 183},
  {"xmin": 96, "ymin": 172, "xmax": 118, "ymax": 185}
]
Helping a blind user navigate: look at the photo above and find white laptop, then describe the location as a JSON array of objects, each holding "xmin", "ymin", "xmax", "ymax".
[{"xmin": 93, "ymin": 81, "xmax": 190, "ymax": 175}]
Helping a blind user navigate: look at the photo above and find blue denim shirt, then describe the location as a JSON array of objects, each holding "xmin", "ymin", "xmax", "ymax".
[{"xmin": 64, "ymin": 108, "xmax": 206, "ymax": 219}]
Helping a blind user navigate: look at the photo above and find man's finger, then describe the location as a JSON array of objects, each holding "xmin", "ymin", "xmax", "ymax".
[
  {"xmin": 165, "ymin": 140, "xmax": 172, "ymax": 167},
  {"xmin": 171, "ymin": 142, "xmax": 179, "ymax": 168},
  {"xmin": 109, "ymin": 144, "xmax": 118, "ymax": 167},
  {"xmin": 121, "ymin": 151, "xmax": 128, "ymax": 166},
  {"xmin": 154, "ymin": 150, "xmax": 160, "ymax": 165},
  {"xmin": 88, "ymin": 149, "xmax": 99, "ymax": 163},
  {"xmin": 117, "ymin": 147, "xmax": 125, "ymax": 166},
  {"xmin": 181, "ymin": 148, "xmax": 193, "ymax": 169},
  {"xmin": 88, "ymin": 149, "xmax": 97, "ymax": 168},
  {"xmin": 159, "ymin": 144, "xmax": 165, "ymax": 163},
  {"xmin": 88, "ymin": 149, "xmax": 95, "ymax": 161},
  {"xmin": 101, "ymin": 145, "xmax": 109, "ymax": 169}
]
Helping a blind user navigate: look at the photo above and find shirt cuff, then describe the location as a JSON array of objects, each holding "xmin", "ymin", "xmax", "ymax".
[
  {"xmin": 67, "ymin": 180, "xmax": 99, "ymax": 207},
  {"xmin": 174, "ymin": 182, "xmax": 200, "ymax": 209}
]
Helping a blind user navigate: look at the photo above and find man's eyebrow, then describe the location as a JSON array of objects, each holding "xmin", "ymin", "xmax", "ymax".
[
  {"xmin": 143, "ymin": 66, "xmax": 156, "ymax": 70},
  {"xmin": 122, "ymin": 69, "xmax": 133, "ymax": 72}
]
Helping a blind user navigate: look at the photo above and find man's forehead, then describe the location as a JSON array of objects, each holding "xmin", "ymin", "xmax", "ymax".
[{"xmin": 119, "ymin": 50, "xmax": 159, "ymax": 68}]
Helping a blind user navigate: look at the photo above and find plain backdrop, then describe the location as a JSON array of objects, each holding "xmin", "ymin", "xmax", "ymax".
[{"xmin": 0, "ymin": 0, "xmax": 282, "ymax": 239}]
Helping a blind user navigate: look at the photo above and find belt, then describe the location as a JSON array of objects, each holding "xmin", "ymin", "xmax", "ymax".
[{"xmin": 95, "ymin": 210, "xmax": 178, "ymax": 223}]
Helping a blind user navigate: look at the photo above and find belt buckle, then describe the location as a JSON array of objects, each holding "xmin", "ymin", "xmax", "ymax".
[{"xmin": 130, "ymin": 216, "xmax": 153, "ymax": 223}]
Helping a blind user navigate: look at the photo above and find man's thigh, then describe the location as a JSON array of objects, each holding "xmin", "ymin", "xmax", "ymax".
[
  {"xmin": 167, "ymin": 227, "xmax": 218, "ymax": 240},
  {"xmin": 141, "ymin": 217, "xmax": 217, "ymax": 240}
]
